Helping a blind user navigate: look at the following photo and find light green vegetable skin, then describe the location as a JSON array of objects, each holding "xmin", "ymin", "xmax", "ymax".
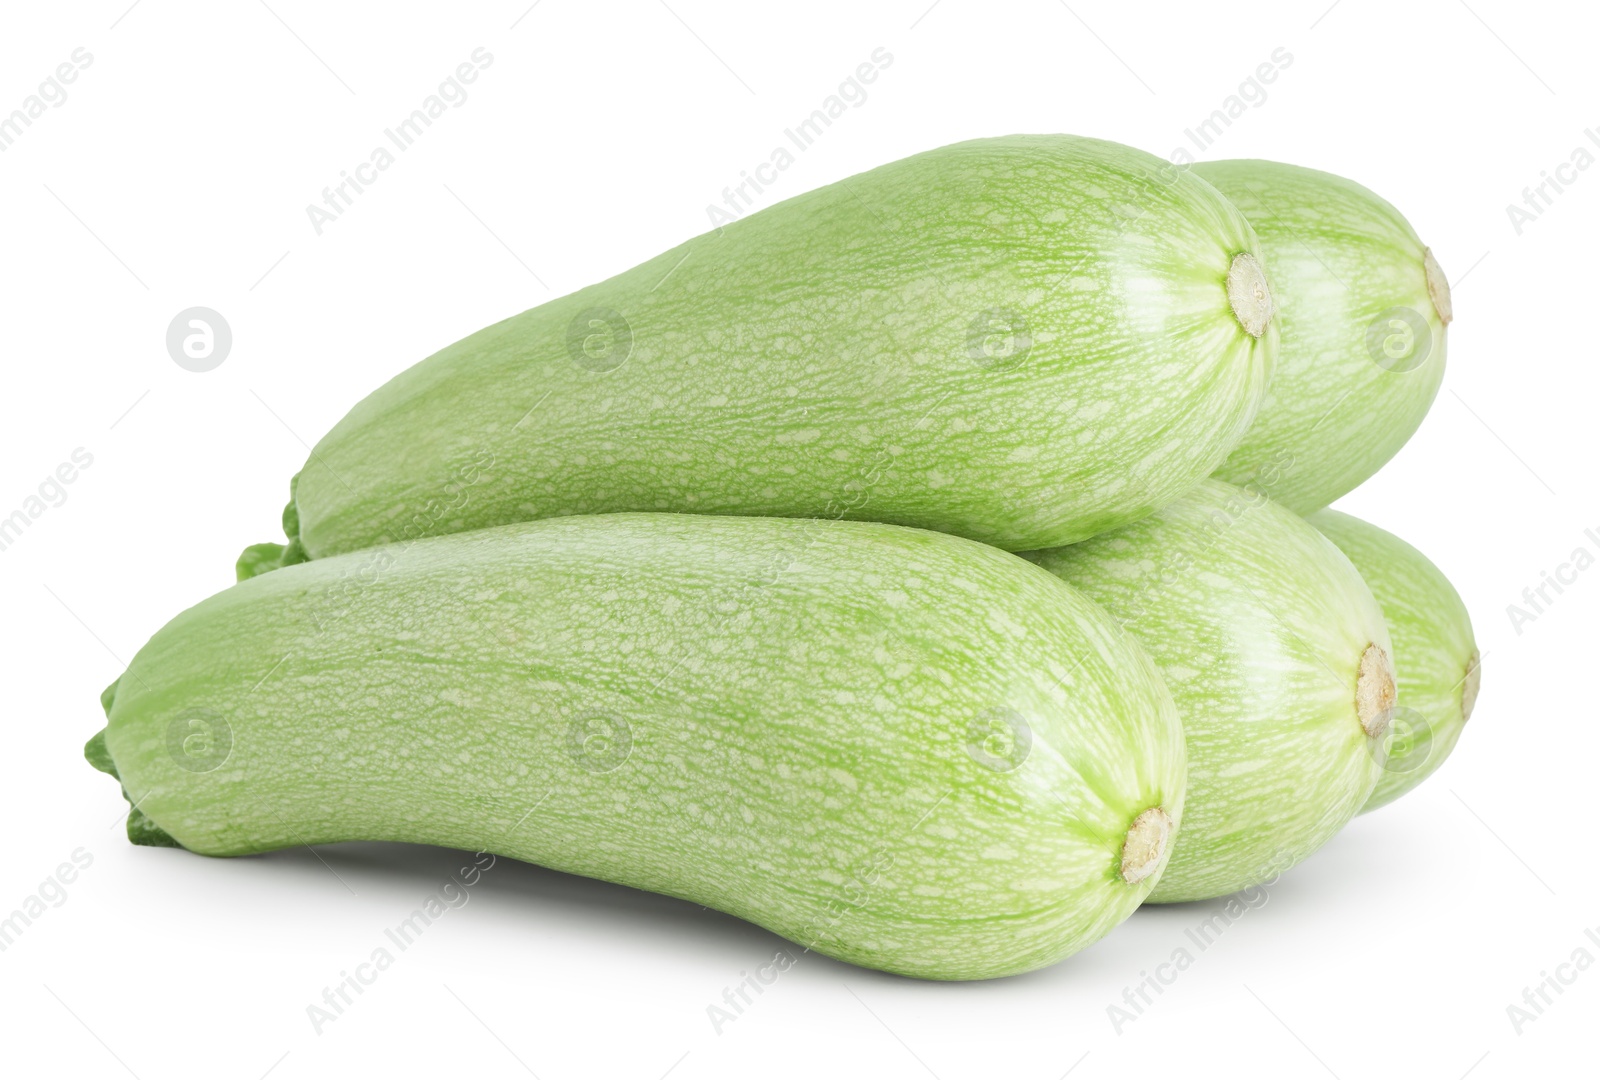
[
  {"xmin": 1307, "ymin": 509, "xmax": 1480, "ymax": 812},
  {"xmin": 90, "ymin": 514, "xmax": 1185, "ymax": 980},
  {"xmin": 244, "ymin": 135, "xmax": 1276, "ymax": 575},
  {"xmin": 1026, "ymin": 481, "xmax": 1393, "ymax": 903},
  {"xmin": 1197, "ymin": 159, "xmax": 1450, "ymax": 514}
]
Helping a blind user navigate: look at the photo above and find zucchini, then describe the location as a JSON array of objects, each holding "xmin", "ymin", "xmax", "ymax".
[
  {"xmin": 91, "ymin": 513, "xmax": 1185, "ymax": 980},
  {"xmin": 1024, "ymin": 480, "xmax": 1391, "ymax": 902},
  {"xmin": 1195, "ymin": 159, "xmax": 1449, "ymax": 513},
  {"xmin": 249, "ymin": 135, "xmax": 1275, "ymax": 572},
  {"xmin": 1307, "ymin": 509, "xmax": 1480, "ymax": 812}
]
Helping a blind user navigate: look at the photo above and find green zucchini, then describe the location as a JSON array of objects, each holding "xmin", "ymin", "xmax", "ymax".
[
  {"xmin": 1024, "ymin": 480, "xmax": 1392, "ymax": 902},
  {"xmin": 1195, "ymin": 159, "xmax": 1450, "ymax": 513},
  {"xmin": 92, "ymin": 513, "xmax": 1185, "ymax": 980},
  {"xmin": 247, "ymin": 135, "xmax": 1276, "ymax": 573},
  {"xmin": 1307, "ymin": 509, "xmax": 1479, "ymax": 812}
]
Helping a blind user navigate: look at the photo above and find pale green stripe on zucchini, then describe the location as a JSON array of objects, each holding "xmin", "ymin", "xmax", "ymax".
[
  {"xmin": 1197, "ymin": 159, "xmax": 1449, "ymax": 514},
  {"xmin": 1025, "ymin": 480, "xmax": 1391, "ymax": 903},
  {"xmin": 1307, "ymin": 508, "xmax": 1480, "ymax": 812},
  {"xmin": 95, "ymin": 513, "xmax": 1185, "ymax": 980},
  {"xmin": 248, "ymin": 135, "xmax": 1275, "ymax": 573}
]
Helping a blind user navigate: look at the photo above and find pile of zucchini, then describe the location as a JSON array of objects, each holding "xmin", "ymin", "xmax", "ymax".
[{"xmin": 87, "ymin": 135, "xmax": 1476, "ymax": 980}]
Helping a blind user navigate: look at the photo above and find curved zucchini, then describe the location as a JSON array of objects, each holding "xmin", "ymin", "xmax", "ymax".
[
  {"xmin": 1196, "ymin": 159, "xmax": 1449, "ymax": 513},
  {"xmin": 1307, "ymin": 509, "xmax": 1479, "ymax": 812},
  {"xmin": 1025, "ymin": 481, "xmax": 1391, "ymax": 902},
  {"xmin": 251, "ymin": 135, "xmax": 1275, "ymax": 570},
  {"xmin": 93, "ymin": 514, "xmax": 1184, "ymax": 980}
]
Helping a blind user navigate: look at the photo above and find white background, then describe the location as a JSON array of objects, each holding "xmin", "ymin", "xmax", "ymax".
[{"xmin": 1, "ymin": 1, "xmax": 1595, "ymax": 1077}]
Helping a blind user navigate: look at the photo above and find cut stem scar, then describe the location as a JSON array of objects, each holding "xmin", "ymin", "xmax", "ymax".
[
  {"xmin": 1423, "ymin": 247, "xmax": 1453, "ymax": 326},
  {"xmin": 1227, "ymin": 252, "xmax": 1275, "ymax": 338},
  {"xmin": 1356, "ymin": 642, "xmax": 1397, "ymax": 739},
  {"xmin": 1461, "ymin": 649, "xmax": 1481, "ymax": 722},
  {"xmin": 1121, "ymin": 807, "xmax": 1173, "ymax": 885}
]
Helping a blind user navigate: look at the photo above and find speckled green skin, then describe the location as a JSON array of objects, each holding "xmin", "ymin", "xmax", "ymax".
[
  {"xmin": 1308, "ymin": 509, "xmax": 1478, "ymax": 812},
  {"xmin": 1025, "ymin": 481, "xmax": 1388, "ymax": 903},
  {"xmin": 1197, "ymin": 160, "xmax": 1447, "ymax": 513},
  {"xmin": 264, "ymin": 136, "xmax": 1273, "ymax": 568},
  {"xmin": 95, "ymin": 514, "xmax": 1184, "ymax": 980}
]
